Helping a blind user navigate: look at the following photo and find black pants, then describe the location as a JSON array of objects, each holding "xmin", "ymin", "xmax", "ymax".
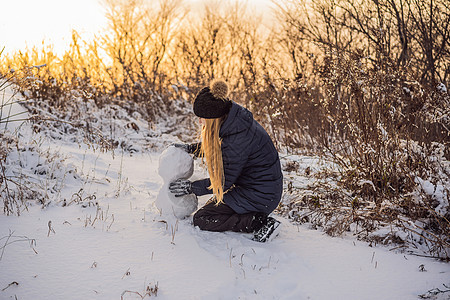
[{"xmin": 193, "ymin": 200, "xmax": 267, "ymax": 233}]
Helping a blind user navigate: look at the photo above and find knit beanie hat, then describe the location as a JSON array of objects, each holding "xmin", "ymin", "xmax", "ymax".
[{"xmin": 193, "ymin": 80, "xmax": 232, "ymax": 119}]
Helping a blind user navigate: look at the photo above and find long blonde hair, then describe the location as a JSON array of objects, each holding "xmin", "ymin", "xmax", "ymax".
[{"xmin": 200, "ymin": 116, "xmax": 226, "ymax": 205}]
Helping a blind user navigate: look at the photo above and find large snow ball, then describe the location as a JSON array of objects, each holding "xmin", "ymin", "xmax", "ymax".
[{"xmin": 155, "ymin": 146, "xmax": 198, "ymax": 219}]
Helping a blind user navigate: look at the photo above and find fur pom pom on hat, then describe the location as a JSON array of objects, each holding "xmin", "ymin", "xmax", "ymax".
[{"xmin": 193, "ymin": 80, "xmax": 232, "ymax": 119}]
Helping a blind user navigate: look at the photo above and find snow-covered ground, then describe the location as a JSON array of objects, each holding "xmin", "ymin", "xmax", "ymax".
[{"xmin": 0, "ymin": 89, "xmax": 449, "ymax": 300}]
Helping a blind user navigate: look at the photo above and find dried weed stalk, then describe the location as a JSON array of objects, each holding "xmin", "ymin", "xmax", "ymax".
[{"xmin": 121, "ymin": 282, "xmax": 159, "ymax": 299}]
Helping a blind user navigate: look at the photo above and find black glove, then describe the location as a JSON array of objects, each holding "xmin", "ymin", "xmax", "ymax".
[
  {"xmin": 172, "ymin": 143, "xmax": 201, "ymax": 156},
  {"xmin": 172, "ymin": 143, "xmax": 191, "ymax": 153},
  {"xmin": 169, "ymin": 179, "xmax": 193, "ymax": 197}
]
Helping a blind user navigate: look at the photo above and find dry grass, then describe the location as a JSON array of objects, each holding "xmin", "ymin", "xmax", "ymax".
[{"xmin": 121, "ymin": 282, "xmax": 159, "ymax": 299}]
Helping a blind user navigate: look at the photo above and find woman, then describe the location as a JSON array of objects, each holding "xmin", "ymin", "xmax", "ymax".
[{"xmin": 169, "ymin": 80, "xmax": 283, "ymax": 242}]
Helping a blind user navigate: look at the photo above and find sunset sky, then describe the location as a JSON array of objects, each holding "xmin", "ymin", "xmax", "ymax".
[
  {"xmin": 1, "ymin": 0, "xmax": 274, "ymax": 55},
  {"xmin": 1, "ymin": 0, "xmax": 106, "ymax": 54}
]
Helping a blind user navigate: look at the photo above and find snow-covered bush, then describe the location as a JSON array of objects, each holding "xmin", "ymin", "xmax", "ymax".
[
  {"xmin": 0, "ymin": 130, "xmax": 84, "ymax": 215},
  {"xmin": 276, "ymin": 53, "xmax": 449, "ymax": 259},
  {"xmin": 0, "ymin": 74, "xmax": 88, "ymax": 215}
]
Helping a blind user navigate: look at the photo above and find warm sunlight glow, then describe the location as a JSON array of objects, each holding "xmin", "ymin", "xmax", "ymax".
[
  {"xmin": 0, "ymin": 0, "xmax": 107, "ymax": 55},
  {"xmin": 1, "ymin": 0, "xmax": 273, "ymax": 55}
]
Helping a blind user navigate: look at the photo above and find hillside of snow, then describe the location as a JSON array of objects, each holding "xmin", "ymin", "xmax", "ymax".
[{"xmin": 0, "ymin": 87, "xmax": 449, "ymax": 300}]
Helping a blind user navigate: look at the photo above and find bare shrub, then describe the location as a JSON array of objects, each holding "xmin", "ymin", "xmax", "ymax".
[{"xmin": 276, "ymin": 51, "xmax": 449, "ymax": 259}]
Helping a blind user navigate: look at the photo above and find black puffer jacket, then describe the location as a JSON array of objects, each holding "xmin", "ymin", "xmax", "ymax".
[{"xmin": 191, "ymin": 102, "xmax": 283, "ymax": 214}]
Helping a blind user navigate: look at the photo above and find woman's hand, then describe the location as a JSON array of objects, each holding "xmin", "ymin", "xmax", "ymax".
[
  {"xmin": 169, "ymin": 179, "xmax": 192, "ymax": 197},
  {"xmin": 171, "ymin": 143, "xmax": 202, "ymax": 157},
  {"xmin": 171, "ymin": 143, "xmax": 190, "ymax": 153}
]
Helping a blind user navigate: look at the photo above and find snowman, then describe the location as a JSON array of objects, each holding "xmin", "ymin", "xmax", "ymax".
[{"xmin": 155, "ymin": 146, "xmax": 198, "ymax": 218}]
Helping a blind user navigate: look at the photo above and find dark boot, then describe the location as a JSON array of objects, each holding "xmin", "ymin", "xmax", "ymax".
[{"xmin": 252, "ymin": 217, "xmax": 281, "ymax": 242}]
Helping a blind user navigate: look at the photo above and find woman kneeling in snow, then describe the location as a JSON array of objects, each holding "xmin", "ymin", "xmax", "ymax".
[{"xmin": 169, "ymin": 80, "xmax": 283, "ymax": 242}]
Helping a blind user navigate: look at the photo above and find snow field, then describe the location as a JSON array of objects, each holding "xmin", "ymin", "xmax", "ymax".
[{"xmin": 1, "ymin": 142, "xmax": 449, "ymax": 300}]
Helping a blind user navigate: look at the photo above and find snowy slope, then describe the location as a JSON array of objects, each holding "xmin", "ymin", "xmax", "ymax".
[
  {"xmin": 1, "ymin": 140, "xmax": 449, "ymax": 300},
  {"xmin": 0, "ymin": 84, "xmax": 29, "ymax": 133}
]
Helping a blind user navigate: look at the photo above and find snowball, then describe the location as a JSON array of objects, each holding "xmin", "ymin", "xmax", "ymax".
[
  {"xmin": 155, "ymin": 146, "xmax": 198, "ymax": 219},
  {"xmin": 158, "ymin": 146, "xmax": 193, "ymax": 182}
]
